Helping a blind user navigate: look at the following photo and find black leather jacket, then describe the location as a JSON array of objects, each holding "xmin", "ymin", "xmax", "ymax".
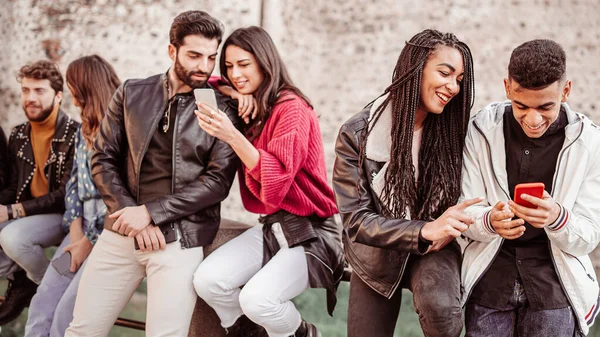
[
  {"xmin": 0, "ymin": 127, "xmax": 7, "ymax": 190},
  {"xmin": 0, "ymin": 110, "xmax": 78, "ymax": 215},
  {"xmin": 91, "ymin": 73, "xmax": 240, "ymax": 248},
  {"xmin": 332, "ymin": 105, "xmax": 428, "ymax": 298}
]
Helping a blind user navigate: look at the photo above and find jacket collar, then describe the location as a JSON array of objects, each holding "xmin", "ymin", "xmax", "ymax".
[
  {"xmin": 17, "ymin": 109, "xmax": 74, "ymax": 164},
  {"xmin": 365, "ymin": 94, "xmax": 392, "ymax": 162},
  {"xmin": 473, "ymin": 100, "xmax": 584, "ymax": 143}
]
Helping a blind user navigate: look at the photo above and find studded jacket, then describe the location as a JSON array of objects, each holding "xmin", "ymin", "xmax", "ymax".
[
  {"xmin": 0, "ymin": 127, "xmax": 7, "ymax": 190},
  {"xmin": 0, "ymin": 110, "xmax": 79, "ymax": 215}
]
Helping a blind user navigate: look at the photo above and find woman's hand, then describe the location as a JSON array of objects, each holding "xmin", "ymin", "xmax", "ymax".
[
  {"xmin": 63, "ymin": 235, "xmax": 93, "ymax": 273},
  {"xmin": 421, "ymin": 197, "xmax": 483, "ymax": 242},
  {"xmin": 230, "ymin": 91, "xmax": 257, "ymax": 124},
  {"xmin": 195, "ymin": 102, "xmax": 239, "ymax": 144}
]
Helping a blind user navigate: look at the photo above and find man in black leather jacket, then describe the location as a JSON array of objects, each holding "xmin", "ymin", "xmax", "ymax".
[
  {"xmin": 0, "ymin": 60, "xmax": 78, "ymax": 324},
  {"xmin": 65, "ymin": 11, "xmax": 240, "ymax": 337},
  {"xmin": 0, "ymin": 128, "xmax": 7, "ymax": 190}
]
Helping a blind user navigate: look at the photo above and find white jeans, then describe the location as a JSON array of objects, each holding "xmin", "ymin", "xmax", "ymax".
[
  {"xmin": 65, "ymin": 230, "xmax": 204, "ymax": 337},
  {"xmin": 193, "ymin": 225, "xmax": 309, "ymax": 337}
]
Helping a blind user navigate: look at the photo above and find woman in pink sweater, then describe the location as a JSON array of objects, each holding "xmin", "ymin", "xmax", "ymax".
[{"xmin": 192, "ymin": 26, "xmax": 343, "ymax": 337}]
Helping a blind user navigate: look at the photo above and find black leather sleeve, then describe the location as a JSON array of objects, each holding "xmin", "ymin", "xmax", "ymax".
[
  {"xmin": 0, "ymin": 129, "xmax": 17, "ymax": 205},
  {"xmin": 332, "ymin": 114, "xmax": 427, "ymax": 254},
  {"xmin": 0, "ymin": 128, "xmax": 7, "ymax": 190},
  {"xmin": 91, "ymin": 82, "xmax": 138, "ymax": 213}
]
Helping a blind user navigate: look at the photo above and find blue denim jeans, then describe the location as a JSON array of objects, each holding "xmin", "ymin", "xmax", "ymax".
[
  {"xmin": 24, "ymin": 235, "xmax": 88, "ymax": 337},
  {"xmin": 0, "ymin": 214, "xmax": 64, "ymax": 283},
  {"xmin": 465, "ymin": 278, "xmax": 576, "ymax": 337}
]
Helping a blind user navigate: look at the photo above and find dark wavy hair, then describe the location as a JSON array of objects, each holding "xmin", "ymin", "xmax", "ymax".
[
  {"xmin": 67, "ymin": 55, "xmax": 121, "ymax": 148},
  {"xmin": 508, "ymin": 39, "xmax": 566, "ymax": 90},
  {"xmin": 17, "ymin": 60, "xmax": 64, "ymax": 94},
  {"xmin": 359, "ymin": 29, "xmax": 475, "ymax": 220},
  {"xmin": 219, "ymin": 26, "xmax": 311, "ymax": 140},
  {"xmin": 170, "ymin": 10, "xmax": 224, "ymax": 49}
]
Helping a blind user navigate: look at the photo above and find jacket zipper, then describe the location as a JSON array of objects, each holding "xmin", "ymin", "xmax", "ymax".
[
  {"xmin": 569, "ymin": 254, "xmax": 596, "ymax": 282},
  {"xmin": 463, "ymin": 122, "xmax": 509, "ymax": 306},
  {"xmin": 388, "ymin": 253, "xmax": 410, "ymax": 299},
  {"xmin": 547, "ymin": 121, "xmax": 585, "ymax": 335},
  {"xmin": 549, "ymin": 241, "xmax": 585, "ymax": 335},
  {"xmin": 344, "ymin": 237, "xmax": 406, "ymax": 299},
  {"xmin": 305, "ymin": 252, "xmax": 333, "ymax": 274},
  {"xmin": 171, "ymin": 97, "xmax": 187, "ymax": 249},
  {"xmin": 136, "ymin": 99, "xmax": 169, "ymax": 203}
]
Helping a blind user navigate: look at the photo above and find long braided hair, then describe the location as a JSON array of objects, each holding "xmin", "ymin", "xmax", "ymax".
[{"xmin": 359, "ymin": 29, "xmax": 474, "ymax": 221}]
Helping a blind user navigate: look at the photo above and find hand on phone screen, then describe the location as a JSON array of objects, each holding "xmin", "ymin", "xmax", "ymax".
[
  {"xmin": 51, "ymin": 251, "xmax": 72, "ymax": 276},
  {"xmin": 514, "ymin": 182, "xmax": 545, "ymax": 208}
]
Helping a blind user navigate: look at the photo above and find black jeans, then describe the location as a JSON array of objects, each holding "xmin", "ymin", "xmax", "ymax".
[{"xmin": 347, "ymin": 242, "xmax": 463, "ymax": 337}]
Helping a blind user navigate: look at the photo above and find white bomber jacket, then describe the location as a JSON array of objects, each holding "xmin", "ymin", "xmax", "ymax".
[{"xmin": 460, "ymin": 101, "xmax": 600, "ymax": 335}]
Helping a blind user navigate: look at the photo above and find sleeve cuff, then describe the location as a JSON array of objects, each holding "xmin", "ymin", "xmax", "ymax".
[
  {"xmin": 482, "ymin": 210, "xmax": 496, "ymax": 234},
  {"xmin": 144, "ymin": 200, "xmax": 167, "ymax": 226},
  {"xmin": 247, "ymin": 150, "xmax": 263, "ymax": 181},
  {"xmin": 416, "ymin": 223, "xmax": 432, "ymax": 254},
  {"xmin": 547, "ymin": 204, "xmax": 569, "ymax": 231}
]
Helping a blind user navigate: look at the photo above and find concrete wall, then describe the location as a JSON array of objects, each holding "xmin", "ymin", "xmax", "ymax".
[{"xmin": 1, "ymin": 0, "xmax": 599, "ymax": 222}]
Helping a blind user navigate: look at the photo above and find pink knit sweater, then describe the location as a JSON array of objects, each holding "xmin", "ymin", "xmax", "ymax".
[{"xmin": 239, "ymin": 93, "xmax": 338, "ymax": 218}]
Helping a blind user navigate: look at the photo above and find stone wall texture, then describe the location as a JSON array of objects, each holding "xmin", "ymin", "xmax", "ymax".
[{"xmin": 1, "ymin": 0, "xmax": 599, "ymax": 225}]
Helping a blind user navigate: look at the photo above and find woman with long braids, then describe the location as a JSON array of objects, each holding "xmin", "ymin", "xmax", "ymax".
[
  {"xmin": 332, "ymin": 29, "xmax": 480, "ymax": 337},
  {"xmin": 192, "ymin": 26, "xmax": 344, "ymax": 337}
]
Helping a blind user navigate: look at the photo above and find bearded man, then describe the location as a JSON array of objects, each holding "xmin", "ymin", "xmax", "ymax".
[
  {"xmin": 0, "ymin": 60, "xmax": 78, "ymax": 324},
  {"xmin": 65, "ymin": 10, "xmax": 240, "ymax": 337}
]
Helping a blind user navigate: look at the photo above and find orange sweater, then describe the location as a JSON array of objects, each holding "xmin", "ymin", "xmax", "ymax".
[{"xmin": 29, "ymin": 106, "xmax": 58, "ymax": 197}]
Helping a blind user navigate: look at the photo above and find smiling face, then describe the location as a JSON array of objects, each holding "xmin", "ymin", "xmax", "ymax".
[
  {"xmin": 224, "ymin": 45, "xmax": 265, "ymax": 95},
  {"xmin": 168, "ymin": 34, "xmax": 219, "ymax": 89},
  {"xmin": 505, "ymin": 78, "xmax": 571, "ymax": 138},
  {"xmin": 417, "ymin": 45, "xmax": 465, "ymax": 116},
  {"xmin": 21, "ymin": 77, "xmax": 62, "ymax": 122}
]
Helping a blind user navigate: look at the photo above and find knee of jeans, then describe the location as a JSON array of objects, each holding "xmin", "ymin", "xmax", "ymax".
[
  {"xmin": 0, "ymin": 223, "xmax": 27, "ymax": 257},
  {"xmin": 192, "ymin": 266, "xmax": 224, "ymax": 302},
  {"xmin": 239, "ymin": 284, "xmax": 273, "ymax": 322},
  {"xmin": 416, "ymin": 295, "xmax": 463, "ymax": 335}
]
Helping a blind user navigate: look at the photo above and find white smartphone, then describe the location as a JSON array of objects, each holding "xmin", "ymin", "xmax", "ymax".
[{"xmin": 194, "ymin": 88, "xmax": 218, "ymax": 112}]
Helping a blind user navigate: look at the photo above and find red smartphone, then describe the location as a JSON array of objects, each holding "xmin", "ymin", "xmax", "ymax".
[{"xmin": 514, "ymin": 182, "xmax": 545, "ymax": 208}]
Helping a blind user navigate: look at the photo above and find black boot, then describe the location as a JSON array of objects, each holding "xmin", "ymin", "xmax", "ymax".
[
  {"xmin": 293, "ymin": 321, "xmax": 321, "ymax": 337},
  {"xmin": 0, "ymin": 270, "xmax": 38, "ymax": 325},
  {"xmin": 225, "ymin": 315, "xmax": 267, "ymax": 337}
]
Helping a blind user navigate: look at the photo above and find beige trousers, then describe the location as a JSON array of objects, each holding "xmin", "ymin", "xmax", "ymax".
[{"xmin": 65, "ymin": 229, "xmax": 204, "ymax": 337}]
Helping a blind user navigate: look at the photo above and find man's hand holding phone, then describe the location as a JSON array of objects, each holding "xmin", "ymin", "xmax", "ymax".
[
  {"xmin": 508, "ymin": 190, "xmax": 561, "ymax": 228},
  {"xmin": 490, "ymin": 201, "xmax": 525, "ymax": 239}
]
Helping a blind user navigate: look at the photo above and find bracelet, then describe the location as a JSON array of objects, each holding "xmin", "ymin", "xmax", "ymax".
[
  {"xmin": 14, "ymin": 205, "xmax": 23, "ymax": 219},
  {"xmin": 6, "ymin": 205, "xmax": 13, "ymax": 220}
]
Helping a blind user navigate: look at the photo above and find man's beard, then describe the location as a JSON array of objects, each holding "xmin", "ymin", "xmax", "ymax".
[
  {"xmin": 23, "ymin": 97, "xmax": 55, "ymax": 122},
  {"xmin": 174, "ymin": 55, "xmax": 210, "ymax": 89}
]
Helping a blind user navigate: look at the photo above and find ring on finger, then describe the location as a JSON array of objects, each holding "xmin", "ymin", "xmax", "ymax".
[{"xmin": 208, "ymin": 117, "xmax": 213, "ymax": 124}]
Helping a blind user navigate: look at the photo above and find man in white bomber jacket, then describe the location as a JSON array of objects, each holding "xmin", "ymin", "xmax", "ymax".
[{"xmin": 460, "ymin": 39, "xmax": 600, "ymax": 336}]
